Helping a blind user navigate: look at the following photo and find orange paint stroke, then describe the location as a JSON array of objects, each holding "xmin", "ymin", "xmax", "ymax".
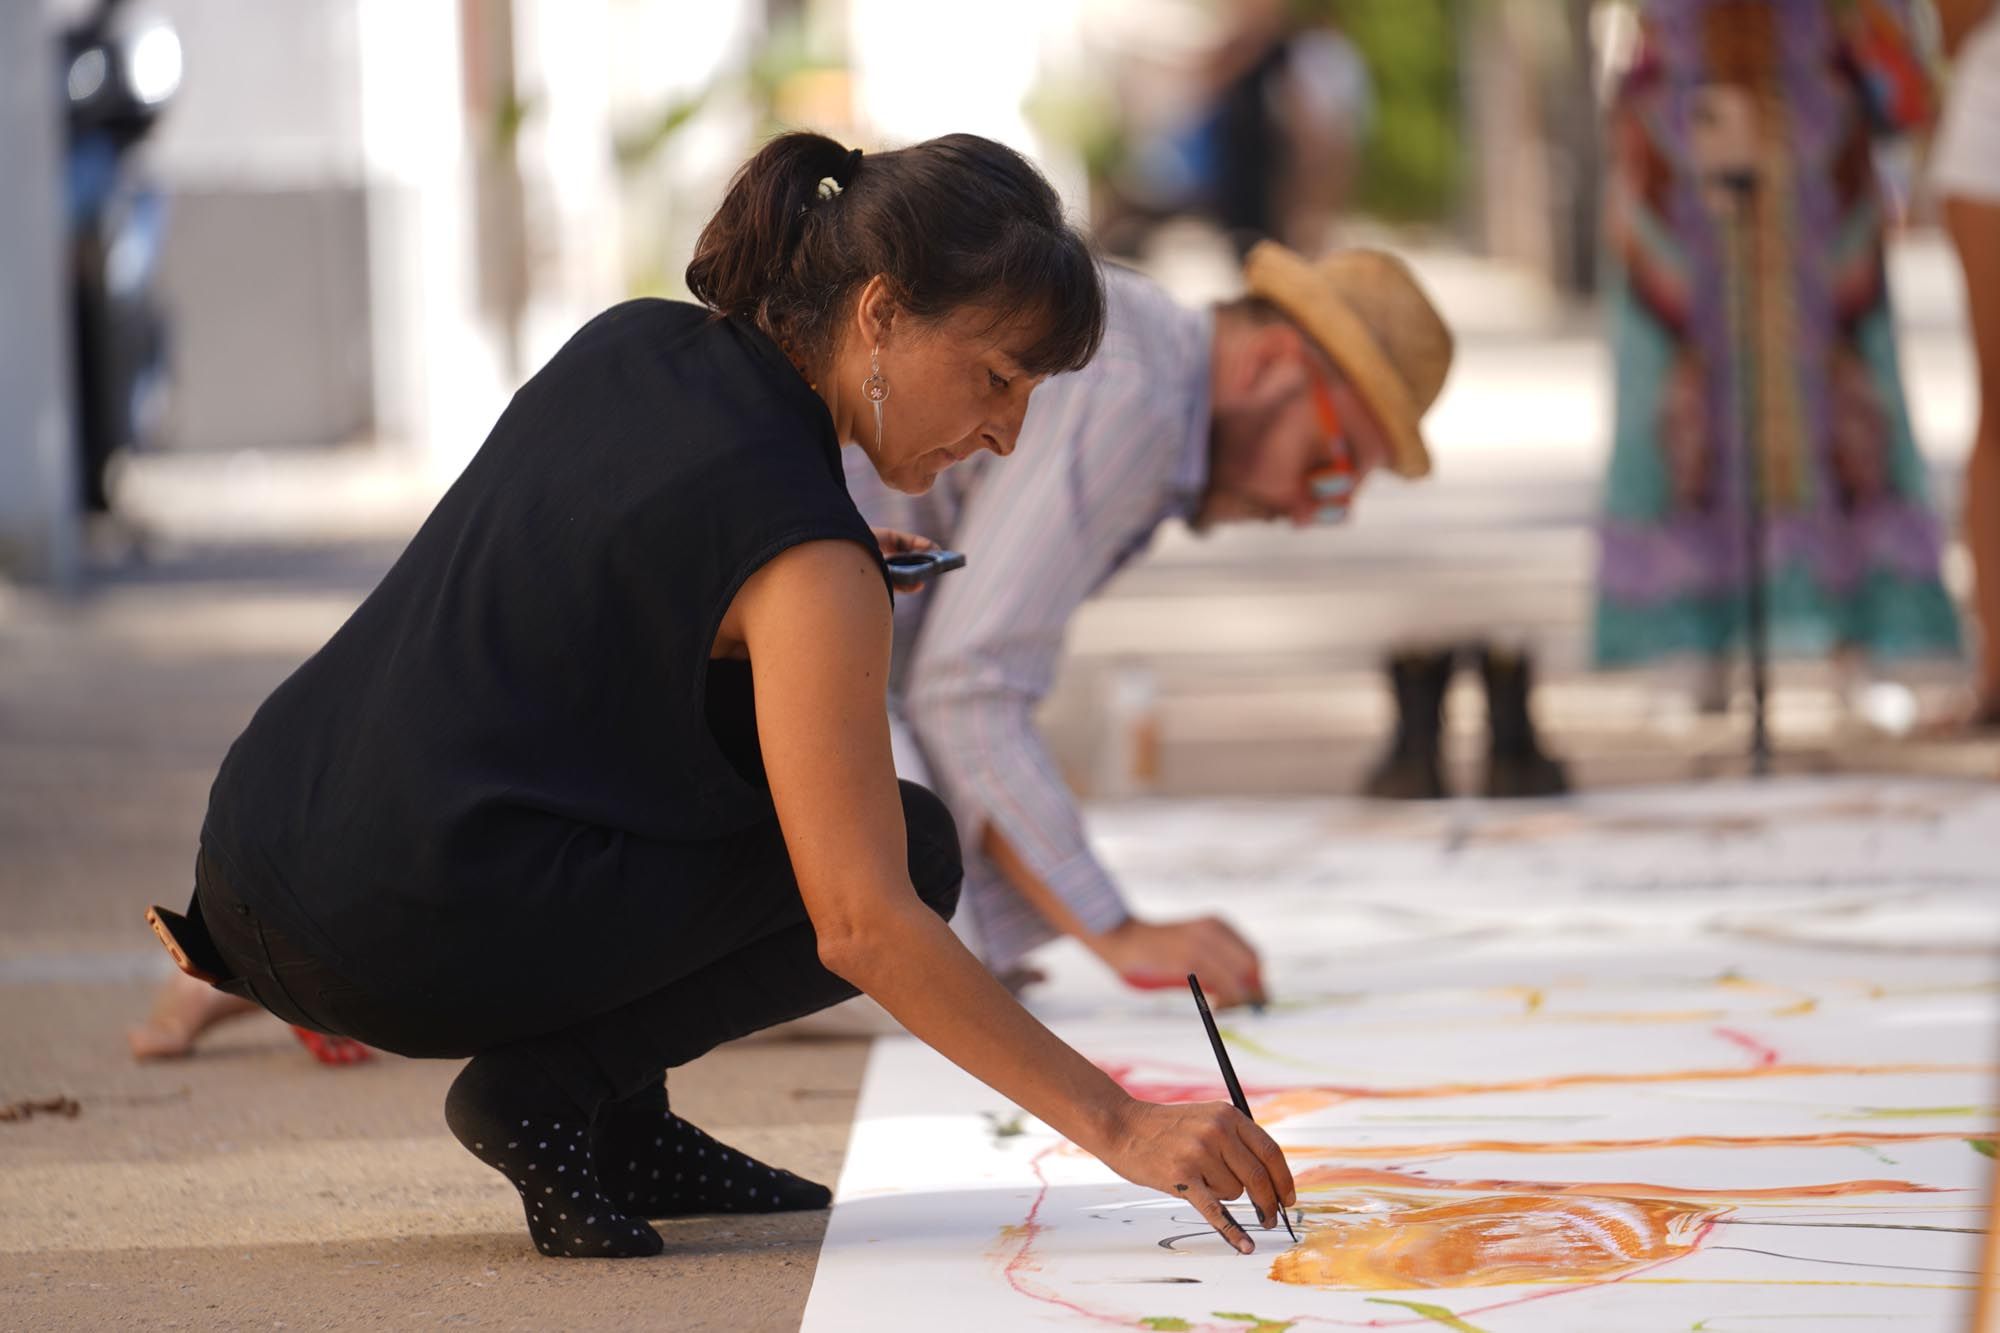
[
  {"xmin": 1620, "ymin": 1277, "xmax": 1976, "ymax": 1290},
  {"xmin": 1253, "ymin": 1000, "xmax": 1831, "ymax": 1038},
  {"xmin": 1270, "ymin": 1193, "xmax": 1724, "ymax": 1291},
  {"xmin": 1292, "ymin": 1164, "xmax": 1946, "ymax": 1201},
  {"xmin": 1221, "ymin": 1062, "xmax": 1998, "ymax": 1125},
  {"xmin": 1284, "ymin": 1128, "xmax": 1991, "ymax": 1160}
]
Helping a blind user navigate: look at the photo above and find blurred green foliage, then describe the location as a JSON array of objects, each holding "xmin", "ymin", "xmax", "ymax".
[
  {"xmin": 613, "ymin": 91, "xmax": 708, "ymax": 173},
  {"xmin": 1305, "ymin": 0, "xmax": 1464, "ymax": 221}
]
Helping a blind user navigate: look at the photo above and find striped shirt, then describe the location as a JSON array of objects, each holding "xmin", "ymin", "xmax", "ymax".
[{"xmin": 843, "ymin": 266, "xmax": 1214, "ymax": 971}]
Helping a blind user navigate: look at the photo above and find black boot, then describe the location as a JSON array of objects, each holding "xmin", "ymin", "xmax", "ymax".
[
  {"xmin": 1362, "ymin": 648, "xmax": 1456, "ymax": 800},
  {"xmin": 1478, "ymin": 643, "xmax": 1570, "ymax": 799}
]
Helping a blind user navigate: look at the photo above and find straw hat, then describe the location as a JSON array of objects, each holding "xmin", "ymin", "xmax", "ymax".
[{"xmin": 1242, "ymin": 241, "xmax": 1453, "ymax": 480}]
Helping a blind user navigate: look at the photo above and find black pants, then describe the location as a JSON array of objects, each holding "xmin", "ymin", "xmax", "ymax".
[{"xmin": 197, "ymin": 781, "xmax": 962, "ymax": 1110}]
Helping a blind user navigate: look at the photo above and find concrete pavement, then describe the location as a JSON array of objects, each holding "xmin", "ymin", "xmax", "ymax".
[
  {"xmin": 0, "ymin": 545, "xmax": 873, "ymax": 1329},
  {"xmin": 3, "ymin": 238, "xmax": 1993, "ymax": 1328}
]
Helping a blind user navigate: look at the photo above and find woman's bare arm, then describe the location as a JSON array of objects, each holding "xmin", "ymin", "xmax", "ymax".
[{"xmin": 724, "ymin": 539, "xmax": 1294, "ymax": 1251}]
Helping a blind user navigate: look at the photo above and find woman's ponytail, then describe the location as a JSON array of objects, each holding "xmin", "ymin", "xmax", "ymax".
[{"xmin": 686, "ymin": 132, "xmax": 857, "ymax": 318}]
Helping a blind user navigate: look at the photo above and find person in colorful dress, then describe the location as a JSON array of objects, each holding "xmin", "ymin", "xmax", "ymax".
[{"xmin": 1594, "ymin": 0, "xmax": 1959, "ymax": 689}]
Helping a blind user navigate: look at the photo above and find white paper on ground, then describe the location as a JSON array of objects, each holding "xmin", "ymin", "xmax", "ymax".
[{"xmin": 801, "ymin": 778, "xmax": 1999, "ymax": 1332}]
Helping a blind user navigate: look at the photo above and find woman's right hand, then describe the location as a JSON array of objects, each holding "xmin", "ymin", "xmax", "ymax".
[
  {"xmin": 1098, "ymin": 1098, "xmax": 1297, "ymax": 1254},
  {"xmin": 736, "ymin": 545, "xmax": 1298, "ymax": 1259}
]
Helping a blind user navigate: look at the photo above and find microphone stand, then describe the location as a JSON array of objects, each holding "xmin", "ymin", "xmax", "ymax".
[{"xmin": 1716, "ymin": 167, "xmax": 1773, "ymax": 777}]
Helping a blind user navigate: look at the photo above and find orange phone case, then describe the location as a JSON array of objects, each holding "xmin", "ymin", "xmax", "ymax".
[{"xmin": 147, "ymin": 905, "xmax": 222, "ymax": 986}]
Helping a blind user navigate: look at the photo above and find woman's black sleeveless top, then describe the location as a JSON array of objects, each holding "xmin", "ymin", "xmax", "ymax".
[{"xmin": 200, "ymin": 301, "xmax": 884, "ymax": 970}]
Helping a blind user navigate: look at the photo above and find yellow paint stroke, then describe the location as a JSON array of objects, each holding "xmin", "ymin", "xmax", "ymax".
[
  {"xmin": 1290, "ymin": 1165, "xmax": 1943, "ymax": 1202},
  {"xmin": 1271, "ymin": 1194, "xmax": 1722, "ymax": 1291},
  {"xmin": 985, "ymin": 1223, "xmax": 1034, "ymax": 1267},
  {"xmin": 1621, "ymin": 1278, "xmax": 1975, "ymax": 1290},
  {"xmin": 1484, "ymin": 1006, "xmax": 1747, "ymax": 1027},
  {"xmin": 1283, "ymin": 1128, "xmax": 1992, "ymax": 1160},
  {"xmin": 1537, "ymin": 1009, "xmax": 1729, "ymax": 1025},
  {"xmin": 1247, "ymin": 1062, "xmax": 1996, "ymax": 1125},
  {"xmin": 1702, "ymin": 969, "xmax": 1820, "ymax": 1017}
]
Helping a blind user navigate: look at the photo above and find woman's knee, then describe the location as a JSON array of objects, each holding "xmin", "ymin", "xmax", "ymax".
[{"xmin": 898, "ymin": 780, "xmax": 963, "ymax": 921}]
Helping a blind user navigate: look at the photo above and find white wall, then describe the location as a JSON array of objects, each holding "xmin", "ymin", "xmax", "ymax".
[
  {"xmin": 126, "ymin": 0, "xmax": 380, "ymax": 451},
  {"xmin": 127, "ymin": 0, "xmax": 509, "ymax": 467},
  {"xmin": 143, "ymin": 0, "xmax": 367, "ymax": 189}
]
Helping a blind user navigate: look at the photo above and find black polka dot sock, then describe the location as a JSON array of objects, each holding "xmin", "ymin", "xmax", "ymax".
[
  {"xmin": 592, "ymin": 1084, "xmax": 832, "ymax": 1218},
  {"xmin": 443, "ymin": 1053, "xmax": 664, "ymax": 1259}
]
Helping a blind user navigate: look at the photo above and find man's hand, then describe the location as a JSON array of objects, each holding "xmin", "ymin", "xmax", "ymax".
[
  {"xmin": 976, "ymin": 827, "xmax": 1267, "ymax": 1008},
  {"xmin": 1088, "ymin": 915, "xmax": 1266, "ymax": 1008}
]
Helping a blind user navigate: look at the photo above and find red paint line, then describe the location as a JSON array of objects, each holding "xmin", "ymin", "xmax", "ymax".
[
  {"xmin": 1713, "ymin": 1025, "xmax": 1782, "ymax": 1068},
  {"xmin": 996, "ymin": 1146, "xmax": 1142, "ymax": 1329}
]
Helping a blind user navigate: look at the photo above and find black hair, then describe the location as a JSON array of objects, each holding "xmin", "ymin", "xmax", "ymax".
[{"xmin": 686, "ymin": 131, "xmax": 1105, "ymax": 379}]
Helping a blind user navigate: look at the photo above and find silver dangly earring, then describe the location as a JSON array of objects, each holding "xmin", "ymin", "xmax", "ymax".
[{"xmin": 863, "ymin": 344, "xmax": 890, "ymax": 451}]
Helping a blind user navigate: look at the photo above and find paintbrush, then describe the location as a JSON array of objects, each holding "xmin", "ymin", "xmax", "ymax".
[{"xmin": 1186, "ymin": 972, "xmax": 1298, "ymax": 1242}]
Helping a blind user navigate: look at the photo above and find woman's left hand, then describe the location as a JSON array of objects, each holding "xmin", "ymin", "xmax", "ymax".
[{"xmin": 873, "ymin": 527, "xmax": 938, "ymax": 593}]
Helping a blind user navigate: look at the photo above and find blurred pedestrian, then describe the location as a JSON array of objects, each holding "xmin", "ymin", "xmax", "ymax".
[
  {"xmin": 1934, "ymin": 0, "xmax": 2000, "ymax": 727},
  {"xmin": 1594, "ymin": 0, "xmax": 1959, "ymax": 697},
  {"xmin": 144, "ymin": 131, "xmax": 1299, "ymax": 1263},
  {"xmin": 845, "ymin": 243, "xmax": 1452, "ymax": 1013},
  {"xmin": 1106, "ymin": 2, "xmax": 1372, "ymax": 258}
]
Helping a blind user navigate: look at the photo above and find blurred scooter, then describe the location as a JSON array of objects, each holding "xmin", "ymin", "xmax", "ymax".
[{"xmin": 61, "ymin": 0, "xmax": 181, "ymax": 520}]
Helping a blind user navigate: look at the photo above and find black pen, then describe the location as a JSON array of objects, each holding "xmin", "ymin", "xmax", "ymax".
[{"xmin": 1187, "ymin": 972, "xmax": 1298, "ymax": 1242}]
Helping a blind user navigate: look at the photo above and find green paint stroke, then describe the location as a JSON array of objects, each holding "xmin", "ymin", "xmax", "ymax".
[
  {"xmin": 1972, "ymin": 1138, "xmax": 1997, "ymax": 1159},
  {"xmin": 1214, "ymin": 1027, "xmax": 1328, "ymax": 1073},
  {"xmin": 1363, "ymin": 1298, "xmax": 1490, "ymax": 1333},
  {"xmin": 1837, "ymin": 1105, "xmax": 1991, "ymax": 1120},
  {"xmin": 1212, "ymin": 1314, "xmax": 1295, "ymax": 1333},
  {"xmin": 1138, "ymin": 1320, "xmax": 1192, "ymax": 1332},
  {"xmin": 983, "ymin": 1110, "xmax": 1027, "ymax": 1141}
]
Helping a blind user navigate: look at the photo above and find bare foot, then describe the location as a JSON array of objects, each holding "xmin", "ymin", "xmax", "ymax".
[{"xmin": 127, "ymin": 971, "xmax": 260, "ymax": 1060}]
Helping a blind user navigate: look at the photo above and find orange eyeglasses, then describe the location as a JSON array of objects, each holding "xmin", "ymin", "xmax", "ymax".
[{"xmin": 1305, "ymin": 369, "xmax": 1358, "ymax": 525}]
